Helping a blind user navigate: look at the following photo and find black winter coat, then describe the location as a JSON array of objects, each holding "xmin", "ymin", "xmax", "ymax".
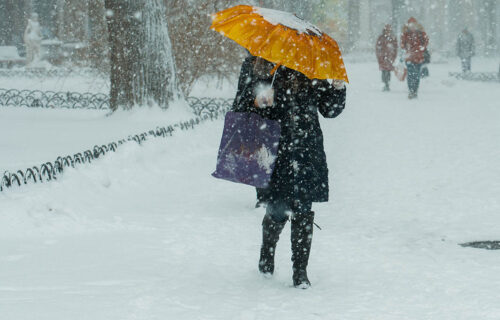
[{"xmin": 232, "ymin": 56, "xmax": 347, "ymax": 204}]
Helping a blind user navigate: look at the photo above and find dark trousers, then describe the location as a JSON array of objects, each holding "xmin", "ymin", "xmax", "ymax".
[
  {"xmin": 266, "ymin": 199, "xmax": 312, "ymax": 223},
  {"xmin": 256, "ymin": 188, "xmax": 271, "ymax": 205},
  {"xmin": 461, "ymin": 57, "xmax": 471, "ymax": 72},
  {"xmin": 260, "ymin": 198, "xmax": 315, "ymax": 285},
  {"xmin": 406, "ymin": 62, "xmax": 422, "ymax": 94},
  {"xmin": 382, "ymin": 70, "xmax": 391, "ymax": 86}
]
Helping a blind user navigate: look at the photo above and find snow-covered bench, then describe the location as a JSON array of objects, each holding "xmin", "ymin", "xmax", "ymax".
[{"xmin": 0, "ymin": 46, "xmax": 25, "ymax": 68}]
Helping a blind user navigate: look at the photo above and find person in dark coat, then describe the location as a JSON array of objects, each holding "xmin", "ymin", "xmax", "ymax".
[
  {"xmin": 401, "ymin": 17, "xmax": 429, "ymax": 99},
  {"xmin": 232, "ymin": 55, "xmax": 347, "ymax": 288},
  {"xmin": 457, "ymin": 28, "xmax": 475, "ymax": 73},
  {"xmin": 376, "ymin": 24, "xmax": 398, "ymax": 91}
]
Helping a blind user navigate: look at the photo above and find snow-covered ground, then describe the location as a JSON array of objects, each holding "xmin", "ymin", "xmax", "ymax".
[
  {"xmin": 0, "ymin": 71, "xmax": 235, "ymax": 173},
  {"xmin": 1, "ymin": 58, "xmax": 500, "ymax": 319},
  {"xmin": 0, "ymin": 105, "xmax": 195, "ymax": 172}
]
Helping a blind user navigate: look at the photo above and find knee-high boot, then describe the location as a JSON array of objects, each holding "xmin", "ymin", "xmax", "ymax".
[
  {"xmin": 259, "ymin": 214, "xmax": 287, "ymax": 275},
  {"xmin": 291, "ymin": 211, "xmax": 314, "ymax": 288}
]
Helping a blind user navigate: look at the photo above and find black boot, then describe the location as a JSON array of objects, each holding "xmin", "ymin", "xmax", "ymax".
[
  {"xmin": 259, "ymin": 214, "xmax": 287, "ymax": 276},
  {"xmin": 383, "ymin": 82, "xmax": 390, "ymax": 91},
  {"xmin": 291, "ymin": 211, "xmax": 314, "ymax": 289}
]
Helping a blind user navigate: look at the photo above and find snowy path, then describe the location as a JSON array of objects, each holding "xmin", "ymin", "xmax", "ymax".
[{"xmin": 1, "ymin": 61, "xmax": 500, "ymax": 319}]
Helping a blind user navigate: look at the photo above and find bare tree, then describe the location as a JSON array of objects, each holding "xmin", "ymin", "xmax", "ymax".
[
  {"xmin": 167, "ymin": 0, "xmax": 245, "ymax": 96},
  {"xmin": 0, "ymin": 0, "xmax": 30, "ymax": 46},
  {"xmin": 258, "ymin": 0, "xmax": 325, "ymax": 21},
  {"xmin": 105, "ymin": 0, "xmax": 178, "ymax": 111},
  {"xmin": 391, "ymin": 0, "xmax": 403, "ymax": 34},
  {"xmin": 88, "ymin": 0, "xmax": 109, "ymax": 71},
  {"xmin": 60, "ymin": 1, "xmax": 89, "ymax": 42},
  {"xmin": 347, "ymin": 1, "xmax": 360, "ymax": 51},
  {"xmin": 482, "ymin": 0, "xmax": 498, "ymax": 55}
]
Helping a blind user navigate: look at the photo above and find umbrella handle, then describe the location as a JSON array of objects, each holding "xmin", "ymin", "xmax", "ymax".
[{"xmin": 270, "ymin": 63, "xmax": 280, "ymax": 87}]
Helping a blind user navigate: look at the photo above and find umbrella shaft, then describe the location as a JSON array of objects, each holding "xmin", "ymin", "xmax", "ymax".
[{"xmin": 271, "ymin": 68, "xmax": 278, "ymax": 88}]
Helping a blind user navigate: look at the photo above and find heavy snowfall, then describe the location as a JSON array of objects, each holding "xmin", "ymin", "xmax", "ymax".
[{"xmin": 0, "ymin": 0, "xmax": 499, "ymax": 319}]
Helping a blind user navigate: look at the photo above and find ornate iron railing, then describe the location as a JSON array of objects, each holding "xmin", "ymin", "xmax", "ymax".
[
  {"xmin": 0, "ymin": 68, "xmax": 104, "ymax": 78},
  {"xmin": 0, "ymin": 88, "xmax": 109, "ymax": 109},
  {"xmin": 449, "ymin": 72, "xmax": 499, "ymax": 82},
  {"xmin": 0, "ymin": 88, "xmax": 233, "ymax": 115},
  {"xmin": 188, "ymin": 96, "xmax": 233, "ymax": 116}
]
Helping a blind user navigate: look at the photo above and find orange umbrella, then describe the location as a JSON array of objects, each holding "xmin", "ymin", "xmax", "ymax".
[{"xmin": 210, "ymin": 5, "xmax": 348, "ymax": 82}]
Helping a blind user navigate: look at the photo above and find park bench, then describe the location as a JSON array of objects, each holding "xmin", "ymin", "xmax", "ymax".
[{"xmin": 0, "ymin": 46, "xmax": 25, "ymax": 68}]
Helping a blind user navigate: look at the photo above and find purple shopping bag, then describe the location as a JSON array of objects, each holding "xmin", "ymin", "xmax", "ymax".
[{"xmin": 212, "ymin": 111, "xmax": 281, "ymax": 188}]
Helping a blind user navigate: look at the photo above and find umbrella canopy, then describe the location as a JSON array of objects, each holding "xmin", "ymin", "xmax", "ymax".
[{"xmin": 210, "ymin": 5, "xmax": 348, "ymax": 82}]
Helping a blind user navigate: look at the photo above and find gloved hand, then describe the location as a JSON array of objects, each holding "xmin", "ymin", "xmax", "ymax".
[
  {"xmin": 332, "ymin": 80, "xmax": 346, "ymax": 90},
  {"xmin": 255, "ymin": 88, "xmax": 274, "ymax": 108}
]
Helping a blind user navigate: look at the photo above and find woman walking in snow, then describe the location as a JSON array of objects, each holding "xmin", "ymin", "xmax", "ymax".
[
  {"xmin": 376, "ymin": 24, "xmax": 398, "ymax": 91},
  {"xmin": 232, "ymin": 55, "xmax": 347, "ymax": 288},
  {"xmin": 401, "ymin": 17, "xmax": 429, "ymax": 99}
]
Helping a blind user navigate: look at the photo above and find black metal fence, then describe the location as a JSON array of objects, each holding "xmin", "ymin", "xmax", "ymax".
[
  {"xmin": 188, "ymin": 97, "xmax": 233, "ymax": 116},
  {"xmin": 0, "ymin": 88, "xmax": 109, "ymax": 109},
  {"xmin": 0, "ymin": 88, "xmax": 233, "ymax": 115},
  {"xmin": 1, "ymin": 104, "xmax": 231, "ymax": 193},
  {"xmin": 449, "ymin": 72, "xmax": 500, "ymax": 82},
  {"xmin": 0, "ymin": 68, "xmax": 104, "ymax": 79}
]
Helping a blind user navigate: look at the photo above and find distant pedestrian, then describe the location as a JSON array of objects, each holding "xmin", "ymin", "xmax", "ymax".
[
  {"xmin": 456, "ymin": 28, "xmax": 475, "ymax": 73},
  {"xmin": 401, "ymin": 17, "xmax": 429, "ymax": 99},
  {"xmin": 376, "ymin": 24, "xmax": 398, "ymax": 91}
]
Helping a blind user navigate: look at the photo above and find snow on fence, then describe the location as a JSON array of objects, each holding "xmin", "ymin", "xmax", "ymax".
[
  {"xmin": 0, "ymin": 96, "xmax": 233, "ymax": 193},
  {"xmin": 449, "ymin": 72, "xmax": 500, "ymax": 82},
  {"xmin": 0, "ymin": 88, "xmax": 109, "ymax": 109},
  {"xmin": 0, "ymin": 88, "xmax": 233, "ymax": 116},
  {"xmin": 0, "ymin": 68, "xmax": 104, "ymax": 79}
]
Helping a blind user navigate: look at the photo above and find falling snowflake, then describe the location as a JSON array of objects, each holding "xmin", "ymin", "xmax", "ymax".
[{"xmin": 256, "ymin": 145, "xmax": 277, "ymax": 174}]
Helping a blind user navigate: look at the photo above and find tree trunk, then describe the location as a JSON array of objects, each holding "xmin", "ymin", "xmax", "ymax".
[
  {"xmin": 0, "ymin": 0, "xmax": 28, "ymax": 46},
  {"xmin": 391, "ymin": 0, "xmax": 403, "ymax": 35},
  {"xmin": 88, "ymin": 0, "xmax": 109, "ymax": 71},
  {"xmin": 347, "ymin": 1, "xmax": 360, "ymax": 52},
  {"xmin": 105, "ymin": 0, "xmax": 179, "ymax": 111},
  {"xmin": 485, "ymin": 0, "xmax": 497, "ymax": 56}
]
